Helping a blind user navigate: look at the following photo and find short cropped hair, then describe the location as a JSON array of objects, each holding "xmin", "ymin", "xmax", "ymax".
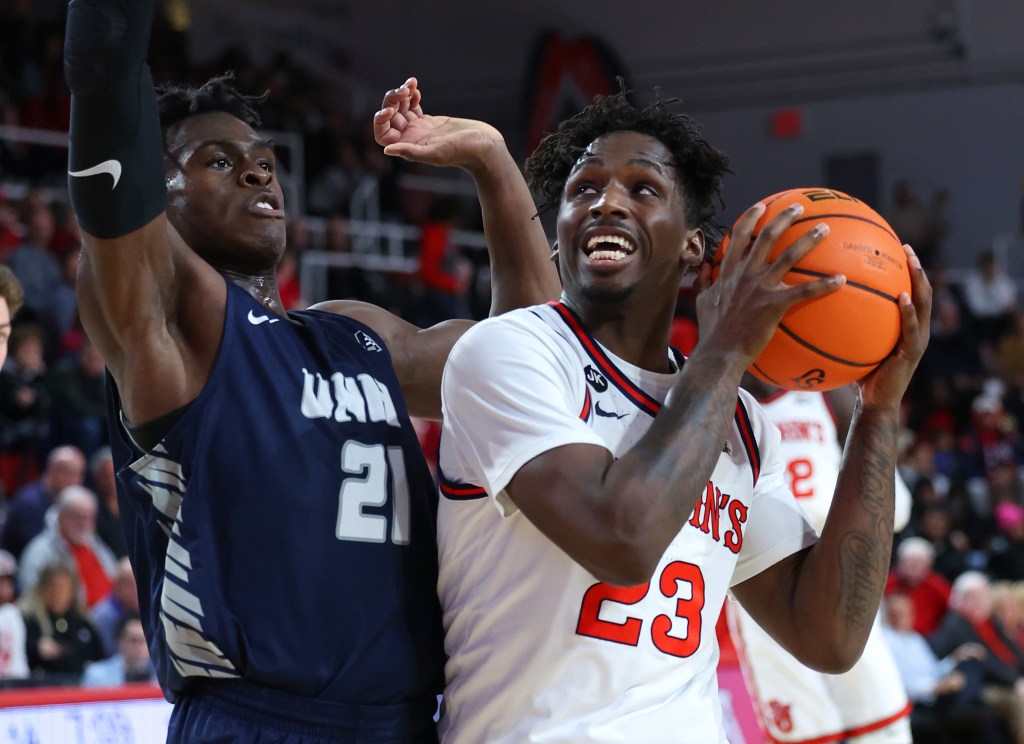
[
  {"xmin": 156, "ymin": 72, "xmax": 264, "ymax": 139},
  {"xmin": 525, "ymin": 89, "xmax": 730, "ymax": 233}
]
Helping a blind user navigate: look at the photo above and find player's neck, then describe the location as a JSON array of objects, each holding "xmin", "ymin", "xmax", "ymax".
[
  {"xmin": 569, "ymin": 299, "xmax": 677, "ymax": 374},
  {"xmin": 225, "ymin": 270, "xmax": 287, "ymax": 316}
]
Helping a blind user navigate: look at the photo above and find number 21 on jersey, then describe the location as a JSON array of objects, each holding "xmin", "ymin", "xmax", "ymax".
[{"xmin": 335, "ymin": 441, "xmax": 411, "ymax": 544}]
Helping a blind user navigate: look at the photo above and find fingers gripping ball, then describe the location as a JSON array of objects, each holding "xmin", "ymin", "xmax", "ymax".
[{"xmin": 713, "ymin": 188, "xmax": 911, "ymax": 391}]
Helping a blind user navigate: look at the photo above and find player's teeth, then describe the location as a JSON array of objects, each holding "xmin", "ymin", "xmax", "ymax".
[
  {"xmin": 586, "ymin": 235, "xmax": 633, "ymax": 250},
  {"xmin": 257, "ymin": 202, "xmax": 272, "ymax": 209},
  {"xmin": 589, "ymin": 250, "xmax": 627, "ymax": 261}
]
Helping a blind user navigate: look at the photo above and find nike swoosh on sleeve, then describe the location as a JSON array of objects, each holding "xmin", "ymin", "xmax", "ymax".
[{"xmin": 68, "ymin": 159, "xmax": 123, "ymax": 189}]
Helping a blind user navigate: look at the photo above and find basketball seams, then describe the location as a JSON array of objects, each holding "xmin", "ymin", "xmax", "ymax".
[
  {"xmin": 777, "ymin": 324, "xmax": 888, "ymax": 368},
  {"xmin": 786, "ymin": 268, "xmax": 901, "ymax": 303},
  {"xmin": 767, "ymin": 213, "xmax": 899, "ymax": 243}
]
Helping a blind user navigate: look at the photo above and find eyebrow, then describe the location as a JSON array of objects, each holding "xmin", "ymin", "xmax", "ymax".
[
  {"xmin": 628, "ymin": 157, "xmax": 667, "ymax": 174},
  {"xmin": 194, "ymin": 138, "xmax": 276, "ymax": 153},
  {"xmin": 571, "ymin": 155, "xmax": 671, "ymax": 175}
]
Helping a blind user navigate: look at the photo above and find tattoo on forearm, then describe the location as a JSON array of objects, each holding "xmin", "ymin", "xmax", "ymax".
[{"xmin": 836, "ymin": 412, "xmax": 895, "ymax": 631}]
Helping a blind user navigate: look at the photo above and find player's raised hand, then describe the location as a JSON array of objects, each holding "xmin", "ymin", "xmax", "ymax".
[
  {"xmin": 695, "ymin": 202, "xmax": 844, "ymax": 364},
  {"xmin": 372, "ymin": 77, "xmax": 506, "ymax": 174},
  {"xmin": 856, "ymin": 243, "xmax": 932, "ymax": 410}
]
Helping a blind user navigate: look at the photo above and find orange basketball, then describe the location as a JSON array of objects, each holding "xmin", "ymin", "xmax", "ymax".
[{"xmin": 712, "ymin": 187, "xmax": 911, "ymax": 391}]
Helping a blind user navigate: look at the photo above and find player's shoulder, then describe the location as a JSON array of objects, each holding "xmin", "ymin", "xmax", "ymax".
[
  {"xmin": 453, "ymin": 304, "xmax": 558, "ymax": 352},
  {"xmin": 446, "ymin": 305, "xmax": 572, "ymax": 383}
]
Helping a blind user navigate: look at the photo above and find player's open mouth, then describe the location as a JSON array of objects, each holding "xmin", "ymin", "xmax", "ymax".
[
  {"xmin": 247, "ymin": 192, "xmax": 284, "ymax": 217},
  {"xmin": 584, "ymin": 234, "xmax": 636, "ymax": 262}
]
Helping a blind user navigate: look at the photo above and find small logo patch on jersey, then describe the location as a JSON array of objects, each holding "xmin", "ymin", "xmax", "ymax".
[
  {"xmin": 356, "ymin": 330, "xmax": 382, "ymax": 352},
  {"xmin": 722, "ymin": 441, "xmax": 732, "ymax": 455},
  {"xmin": 594, "ymin": 401, "xmax": 626, "ymax": 419},
  {"xmin": 247, "ymin": 309, "xmax": 280, "ymax": 325},
  {"xmin": 584, "ymin": 365, "xmax": 608, "ymax": 392}
]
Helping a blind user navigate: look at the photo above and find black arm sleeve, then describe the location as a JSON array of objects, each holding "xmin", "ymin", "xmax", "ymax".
[{"xmin": 65, "ymin": 0, "xmax": 167, "ymax": 239}]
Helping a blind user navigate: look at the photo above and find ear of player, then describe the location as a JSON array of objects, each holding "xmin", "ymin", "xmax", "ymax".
[{"xmin": 712, "ymin": 188, "xmax": 911, "ymax": 392}]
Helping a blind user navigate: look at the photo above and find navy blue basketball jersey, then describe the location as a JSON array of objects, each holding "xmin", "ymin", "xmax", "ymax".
[{"xmin": 106, "ymin": 281, "xmax": 445, "ymax": 707}]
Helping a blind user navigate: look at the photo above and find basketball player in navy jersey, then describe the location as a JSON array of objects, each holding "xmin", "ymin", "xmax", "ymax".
[{"xmin": 63, "ymin": 0, "xmax": 558, "ymax": 741}]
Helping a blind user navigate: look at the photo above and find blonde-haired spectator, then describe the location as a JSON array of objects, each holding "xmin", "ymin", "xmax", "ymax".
[{"xmin": 19, "ymin": 561, "xmax": 104, "ymax": 685}]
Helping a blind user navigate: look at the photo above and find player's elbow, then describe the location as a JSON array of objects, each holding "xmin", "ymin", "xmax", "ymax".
[
  {"xmin": 586, "ymin": 534, "xmax": 666, "ymax": 587},
  {"xmin": 797, "ymin": 635, "xmax": 866, "ymax": 674},
  {"xmin": 591, "ymin": 554, "xmax": 658, "ymax": 587}
]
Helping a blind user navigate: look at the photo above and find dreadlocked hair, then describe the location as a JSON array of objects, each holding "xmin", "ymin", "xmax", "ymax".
[
  {"xmin": 156, "ymin": 71, "xmax": 265, "ymax": 138},
  {"xmin": 525, "ymin": 89, "xmax": 731, "ymax": 235}
]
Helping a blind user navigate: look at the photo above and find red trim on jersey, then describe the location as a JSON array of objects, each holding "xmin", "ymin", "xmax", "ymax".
[
  {"xmin": 439, "ymin": 376, "xmax": 594, "ymax": 500},
  {"xmin": 549, "ymin": 302, "xmax": 661, "ymax": 417},
  {"xmin": 764, "ymin": 701, "xmax": 912, "ymax": 744},
  {"xmin": 734, "ymin": 400, "xmax": 761, "ymax": 486},
  {"xmin": 579, "ymin": 387, "xmax": 592, "ymax": 421},
  {"xmin": 439, "ymin": 476, "xmax": 487, "ymax": 500}
]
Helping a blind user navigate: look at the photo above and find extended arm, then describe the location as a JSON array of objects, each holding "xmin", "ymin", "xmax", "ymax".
[
  {"xmin": 319, "ymin": 79, "xmax": 560, "ymax": 419},
  {"xmin": 66, "ymin": 0, "xmax": 222, "ymax": 424},
  {"xmin": 373, "ymin": 78, "xmax": 560, "ymax": 313},
  {"xmin": 733, "ymin": 244, "xmax": 932, "ymax": 672}
]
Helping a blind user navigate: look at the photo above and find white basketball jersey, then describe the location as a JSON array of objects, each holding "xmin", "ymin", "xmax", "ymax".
[
  {"xmin": 759, "ymin": 390, "xmax": 911, "ymax": 534},
  {"xmin": 728, "ymin": 390, "xmax": 911, "ymax": 743},
  {"xmin": 437, "ymin": 303, "xmax": 816, "ymax": 744}
]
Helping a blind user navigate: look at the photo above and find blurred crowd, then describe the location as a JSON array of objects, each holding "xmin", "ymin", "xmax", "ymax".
[{"xmin": 5, "ymin": 7, "xmax": 1024, "ymax": 737}]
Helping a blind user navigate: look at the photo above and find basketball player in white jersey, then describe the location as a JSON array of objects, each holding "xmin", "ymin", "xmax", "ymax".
[
  {"xmin": 435, "ymin": 90, "xmax": 931, "ymax": 743},
  {"xmin": 727, "ymin": 379, "xmax": 914, "ymax": 744}
]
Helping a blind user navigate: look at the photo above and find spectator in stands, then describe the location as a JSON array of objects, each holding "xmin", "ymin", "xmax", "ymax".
[
  {"xmin": 0, "ymin": 322, "xmax": 52, "ymax": 457},
  {"xmin": 883, "ymin": 591, "xmax": 1007, "ymax": 743},
  {"xmin": 90, "ymin": 557, "xmax": 139, "ymax": 657},
  {"xmin": 916, "ymin": 503, "xmax": 970, "ymax": 582},
  {"xmin": 81, "ymin": 614, "xmax": 156, "ymax": 687},
  {"xmin": 0, "ymin": 263, "xmax": 22, "ymax": 365},
  {"xmin": 20, "ymin": 561, "xmax": 104, "ymax": 686},
  {"xmin": 49, "ymin": 247, "xmax": 80, "ymax": 349},
  {"xmin": 961, "ymin": 390, "xmax": 1024, "ymax": 482},
  {"xmin": 0, "ymin": 190, "xmax": 23, "ymax": 257},
  {"xmin": 964, "ymin": 249, "xmax": 1019, "ymax": 345},
  {"xmin": 415, "ymin": 195, "xmax": 472, "ymax": 326},
  {"xmin": 996, "ymin": 309, "xmax": 1024, "ymax": 390},
  {"xmin": 916, "ymin": 288, "xmax": 986, "ymax": 401},
  {"xmin": 306, "ymin": 138, "xmax": 363, "ymax": 216},
  {"xmin": 887, "ymin": 180, "xmax": 930, "ymax": 255},
  {"xmin": 0, "ymin": 264, "xmax": 24, "ymax": 499},
  {"xmin": 323, "ymin": 213, "xmax": 375, "ymax": 304},
  {"xmin": 1, "ymin": 444, "xmax": 85, "ymax": 558},
  {"xmin": 88, "ymin": 447, "xmax": 124, "ymax": 559},
  {"xmin": 886, "ymin": 536, "xmax": 952, "ymax": 635},
  {"xmin": 3, "ymin": 202, "xmax": 61, "ymax": 330},
  {"xmin": 43, "ymin": 335, "xmax": 107, "ymax": 459},
  {"xmin": 990, "ymin": 502, "xmax": 1024, "ymax": 582},
  {"xmin": 929, "ymin": 571, "xmax": 1024, "ymax": 744},
  {"xmin": 0, "ymin": 549, "xmax": 29, "ymax": 683},
  {"xmin": 993, "ymin": 581, "xmax": 1024, "ymax": 653},
  {"xmin": 18, "ymin": 485, "xmax": 116, "ymax": 607}
]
